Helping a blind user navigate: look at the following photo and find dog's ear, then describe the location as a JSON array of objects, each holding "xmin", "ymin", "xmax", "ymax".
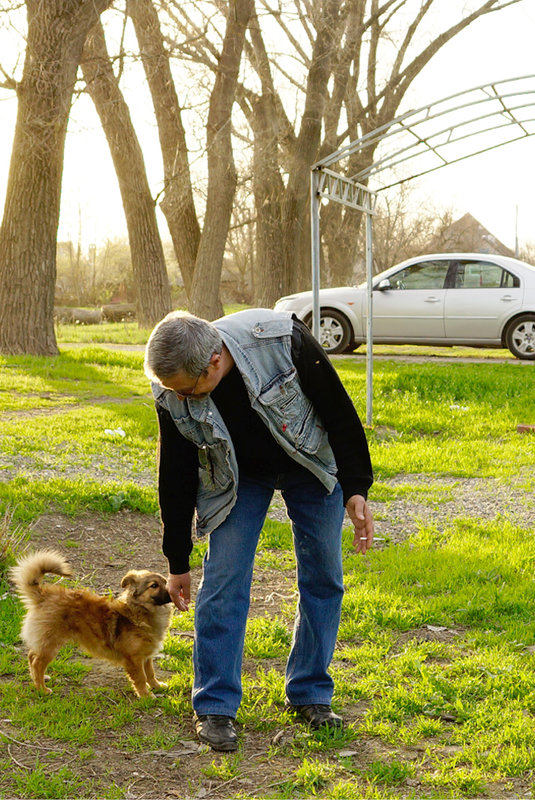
[{"xmin": 120, "ymin": 571, "xmax": 137, "ymax": 589}]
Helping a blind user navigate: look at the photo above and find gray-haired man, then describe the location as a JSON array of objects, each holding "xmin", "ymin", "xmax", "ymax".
[{"xmin": 145, "ymin": 308, "xmax": 374, "ymax": 751}]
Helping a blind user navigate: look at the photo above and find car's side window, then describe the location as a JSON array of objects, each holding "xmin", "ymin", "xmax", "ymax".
[
  {"xmin": 455, "ymin": 260, "xmax": 520, "ymax": 289},
  {"xmin": 390, "ymin": 260, "xmax": 451, "ymax": 290},
  {"xmin": 501, "ymin": 269, "xmax": 520, "ymax": 288}
]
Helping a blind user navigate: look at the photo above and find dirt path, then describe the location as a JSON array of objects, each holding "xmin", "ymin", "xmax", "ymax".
[{"xmin": 61, "ymin": 340, "xmax": 526, "ymax": 364}]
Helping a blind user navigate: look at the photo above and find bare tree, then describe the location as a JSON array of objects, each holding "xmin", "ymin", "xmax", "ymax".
[
  {"xmin": 247, "ymin": 0, "xmax": 526, "ymax": 298},
  {"xmin": 81, "ymin": 21, "xmax": 171, "ymax": 328},
  {"xmin": 127, "ymin": 0, "xmax": 201, "ymax": 297},
  {"xmin": 1, "ymin": 0, "xmax": 522, "ymax": 347},
  {"xmin": 127, "ymin": 0, "xmax": 253, "ymax": 319},
  {"xmin": 226, "ymin": 185, "xmax": 256, "ymax": 303},
  {"xmin": 185, "ymin": 0, "xmax": 254, "ymax": 319},
  {"xmin": 351, "ymin": 186, "xmax": 454, "ymax": 279},
  {"xmin": 160, "ymin": 0, "xmax": 523, "ymax": 305},
  {"xmin": 519, "ymin": 242, "xmax": 535, "ymax": 267},
  {"xmin": 0, "ymin": 0, "xmax": 112, "ymax": 355}
]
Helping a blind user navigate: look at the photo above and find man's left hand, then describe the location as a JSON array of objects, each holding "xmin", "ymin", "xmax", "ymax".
[{"xmin": 345, "ymin": 494, "xmax": 374, "ymax": 555}]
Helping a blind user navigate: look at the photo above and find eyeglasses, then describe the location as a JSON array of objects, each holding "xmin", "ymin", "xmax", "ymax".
[{"xmin": 174, "ymin": 369, "xmax": 207, "ymax": 400}]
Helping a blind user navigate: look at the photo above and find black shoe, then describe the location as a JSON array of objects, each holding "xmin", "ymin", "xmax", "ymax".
[
  {"xmin": 290, "ymin": 703, "xmax": 344, "ymax": 730},
  {"xmin": 194, "ymin": 714, "xmax": 238, "ymax": 751}
]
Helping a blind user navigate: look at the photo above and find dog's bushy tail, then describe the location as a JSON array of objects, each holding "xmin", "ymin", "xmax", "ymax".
[{"xmin": 10, "ymin": 550, "xmax": 72, "ymax": 606}]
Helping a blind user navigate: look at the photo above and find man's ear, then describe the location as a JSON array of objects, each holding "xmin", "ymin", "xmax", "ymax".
[{"xmin": 209, "ymin": 351, "xmax": 221, "ymax": 368}]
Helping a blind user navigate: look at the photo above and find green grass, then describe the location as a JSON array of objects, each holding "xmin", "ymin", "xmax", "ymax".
[
  {"xmin": 359, "ymin": 342, "xmax": 515, "ymax": 360},
  {"xmin": 334, "ymin": 358, "xmax": 535, "ymax": 480},
  {"xmin": 55, "ymin": 320, "xmax": 152, "ymax": 345},
  {"xmin": 1, "ymin": 343, "xmax": 535, "ymax": 798},
  {"xmin": 4, "ymin": 761, "xmax": 125, "ymax": 800},
  {"xmin": 53, "ymin": 304, "xmax": 251, "ymax": 345}
]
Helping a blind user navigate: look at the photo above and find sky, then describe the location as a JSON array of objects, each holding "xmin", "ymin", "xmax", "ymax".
[
  {"xmin": 399, "ymin": 1, "xmax": 535, "ymax": 254},
  {"xmin": 0, "ymin": 0, "xmax": 534, "ymax": 256}
]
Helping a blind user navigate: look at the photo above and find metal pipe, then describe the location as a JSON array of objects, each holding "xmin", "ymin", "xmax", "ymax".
[
  {"xmin": 365, "ymin": 204, "xmax": 374, "ymax": 426},
  {"xmin": 310, "ymin": 169, "xmax": 321, "ymax": 342}
]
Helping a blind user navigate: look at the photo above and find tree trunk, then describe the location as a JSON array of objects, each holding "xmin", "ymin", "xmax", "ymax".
[
  {"xmin": 322, "ymin": 205, "xmax": 364, "ymax": 286},
  {"xmin": 127, "ymin": 0, "xmax": 200, "ymax": 298},
  {"xmin": 189, "ymin": 0, "xmax": 254, "ymax": 320},
  {"xmin": 250, "ymin": 94, "xmax": 286, "ymax": 307},
  {"xmin": 82, "ymin": 22, "xmax": 171, "ymax": 328},
  {"xmin": 279, "ymin": 0, "xmax": 342, "ymax": 295},
  {"xmin": 238, "ymin": 12, "xmax": 289, "ymax": 305},
  {"xmin": 0, "ymin": 0, "xmax": 112, "ymax": 355}
]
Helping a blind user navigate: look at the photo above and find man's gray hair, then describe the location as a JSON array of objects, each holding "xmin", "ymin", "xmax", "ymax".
[{"xmin": 144, "ymin": 311, "xmax": 223, "ymax": 382}]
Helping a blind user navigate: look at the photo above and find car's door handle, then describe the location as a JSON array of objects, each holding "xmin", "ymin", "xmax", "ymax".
[
  {"xmin": 424, "ymin": 296, "xmax": 441, "ymax": 303},
  {"xmin": 501, "ymin": 295, "xmax": 515, "ymax": 302}
]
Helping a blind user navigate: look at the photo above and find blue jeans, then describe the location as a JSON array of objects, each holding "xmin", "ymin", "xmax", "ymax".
[{"xmin": 192, "ymin": 469, "xmax": 345, "ymax": 717}]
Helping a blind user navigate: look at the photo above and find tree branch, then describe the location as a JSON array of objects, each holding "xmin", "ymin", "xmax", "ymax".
[
  {"xmin": 0, "ymin": 63, "xmax": 18, "ymax": 90},
  {"xmin": 388, "ymin": 0, "xmax": 525, "ymax": 116},
  {"xmin": 257, "ymin": 0, "xmax": 311, "ymax": 64},
  {"xmin": 292, "ymin": 0, "xmax": 315, "ymax": 48}
]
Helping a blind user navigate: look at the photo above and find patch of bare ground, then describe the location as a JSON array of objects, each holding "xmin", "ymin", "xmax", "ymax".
[
  {"xmin": 269, "ymin": 474, "xmax": 535, "ymax": 547},
  {"xmin": 25, "ymin": 509, "xmax": 170, "ymax": 592},
  {"xmin": 0, "ymin": 393, "xmax": 139, "ymax": 420},
  {"xmin": 0, "ymin": 721, "xmax": 314, "ymax": 801},
  {"xmin": 373, "ymin": 474, "xmax": 535, "ymax": 547}
]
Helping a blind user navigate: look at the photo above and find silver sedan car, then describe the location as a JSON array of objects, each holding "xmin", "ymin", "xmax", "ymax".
[{"xmin": 274, "ymin": 253, "xmax": 535, "ymax": 359}]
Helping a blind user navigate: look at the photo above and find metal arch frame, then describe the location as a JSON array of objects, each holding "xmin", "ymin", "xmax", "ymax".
[{"xmin": 310, "ymin": 74, "xmax": 535, "ymax": 425}]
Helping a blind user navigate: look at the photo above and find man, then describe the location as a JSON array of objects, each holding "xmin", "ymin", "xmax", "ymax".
[{"xmin": 144, "ymin": 308, "xmax": 374, "ymax": 752}]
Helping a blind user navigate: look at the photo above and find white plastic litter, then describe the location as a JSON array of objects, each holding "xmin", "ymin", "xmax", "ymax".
[{"xmin": 104, "ymin": 427, "xmax": 126, "ymax": 437}]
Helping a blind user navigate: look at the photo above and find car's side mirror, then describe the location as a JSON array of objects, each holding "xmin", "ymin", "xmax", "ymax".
[{"xmin": 374, "ymin": 278, "xmax": 391, "ymax": 291}]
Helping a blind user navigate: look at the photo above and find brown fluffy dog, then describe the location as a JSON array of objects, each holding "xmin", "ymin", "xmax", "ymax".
[{"xmin": 10, "ymin": 550, "xmax": 172, "ymax": 697}]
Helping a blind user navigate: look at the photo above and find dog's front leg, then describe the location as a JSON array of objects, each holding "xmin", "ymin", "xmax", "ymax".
[
  {"xmin": 144, "ymin": 657, "xmax": 167, "ymax": 691},
  {"xmin": 123, "ymin": 658, "xmax": 151, "ymax": 697}
]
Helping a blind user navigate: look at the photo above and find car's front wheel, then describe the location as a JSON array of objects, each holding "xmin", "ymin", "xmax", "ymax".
[
  {"xmin": 305, "ymin": 309, "xmax": 352, "ymax": 354},
  {"xmin": 505, "ymin": 314, "xmax": 535, "ymax": 360}
]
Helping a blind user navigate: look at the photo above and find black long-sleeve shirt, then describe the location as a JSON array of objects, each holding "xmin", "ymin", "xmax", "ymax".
[{"xmin": 157, "ymin": 319, "xmax": 373, "ymax": 573}]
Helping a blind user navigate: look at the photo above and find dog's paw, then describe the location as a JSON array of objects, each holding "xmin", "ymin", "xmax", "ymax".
[
  {"xmin": 134, "ymin": 689, "xmax": 152, "ymax": 698},
  {"xmin": 151, "ymin": 682, "xmax": 168, "ymax": 693}
]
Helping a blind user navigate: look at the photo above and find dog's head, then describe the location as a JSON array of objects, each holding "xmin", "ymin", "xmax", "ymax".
[{"xmin": 120, "ymin": 570, "xmax": 172, "ymax": 606}]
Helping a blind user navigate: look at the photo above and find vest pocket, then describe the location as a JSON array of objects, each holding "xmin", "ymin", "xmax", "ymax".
[
  {"xmin": 258, "ymin": 369, "xmax": 304, "ymax": 419},
  {"xmin": 258, "ymin": 370, "xmax": 323, "ymax": 453},
  {"xmin": 198, "ymin": 443, "xmax": 233, "ymax": 491},
  {"xmin": 293, "ymin": 403, "xmax": 324, "ymax": 453}
]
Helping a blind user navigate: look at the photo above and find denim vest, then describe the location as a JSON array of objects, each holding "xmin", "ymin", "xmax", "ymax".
[{"xmin": 152, "ymin": 309, "xmax": 337, "ymax": 536}]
